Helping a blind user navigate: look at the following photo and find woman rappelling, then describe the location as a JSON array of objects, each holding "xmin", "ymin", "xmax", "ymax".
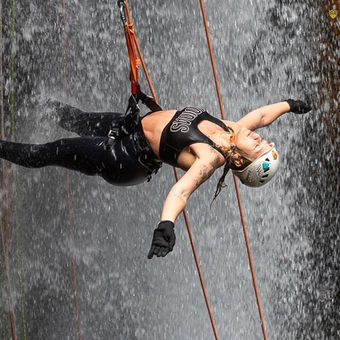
[{"xmin": 0, "ymin": 93, "xmax": 311, "ymax": 258}]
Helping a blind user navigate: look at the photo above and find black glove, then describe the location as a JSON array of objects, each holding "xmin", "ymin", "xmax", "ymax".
[
  {"xmin": 285, "ymin": 99, "xmax": 312, "ymax": 114},
  {"xmin": 147, "ymin": 221, "xmax": 176, "ymax": 259}
]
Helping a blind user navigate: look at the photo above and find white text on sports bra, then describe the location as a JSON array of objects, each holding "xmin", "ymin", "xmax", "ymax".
[{"xmin": 170, "ymin": 107, "xmax": 203, "ymax": 133}]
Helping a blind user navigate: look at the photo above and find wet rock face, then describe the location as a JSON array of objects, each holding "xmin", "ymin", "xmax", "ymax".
[
  {"xmin": 300, "ymin": 3, "xmax": 340, "ymax": 339},
  {"xmin": 318, "ymin": 1, "xmax": 340, "ymax": 152}
]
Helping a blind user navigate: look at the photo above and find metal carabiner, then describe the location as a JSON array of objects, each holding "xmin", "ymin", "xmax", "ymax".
[{"xmin": 117, "ymin": 0, "xmax": 127, "ymax": 24}]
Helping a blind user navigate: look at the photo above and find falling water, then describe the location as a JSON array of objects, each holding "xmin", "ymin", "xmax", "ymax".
[{"xmin": 1, "ymin": 0, "xmax": 339, "ymax": 339}]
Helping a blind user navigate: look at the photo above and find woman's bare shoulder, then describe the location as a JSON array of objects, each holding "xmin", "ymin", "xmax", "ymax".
[
  {"xmin": 142, "ymin": 109, "xmax": 176, "ymax": 133},
  {"xmin": 144, "ymin": 109, "xmax": 177, "ymax": 119},
  {"xmin": 221, "ymin": 120, "xmax": 242, "ymax": 133}
]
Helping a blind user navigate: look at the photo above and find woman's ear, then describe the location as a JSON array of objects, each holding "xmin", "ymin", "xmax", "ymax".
[
  {"xmin": 230, "ymin": 151, "xmax": 244, "ymax": 168},
  {"xmin": 233, "ymin": 158, "xmax": 243, "ymax": 168}
]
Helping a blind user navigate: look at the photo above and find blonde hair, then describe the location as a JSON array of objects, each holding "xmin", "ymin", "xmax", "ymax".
[{"xmin": 212, "ymin": 132, "xmax": 254, "ymax": 203}]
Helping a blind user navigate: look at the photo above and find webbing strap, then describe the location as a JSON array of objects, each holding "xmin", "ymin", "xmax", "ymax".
[
  {"xmin": 118, "ymin": 0, "xmax": 140, "ymax": 94},
  {"xmin": 61, "ymin": 1, "xmax": 83, "ymax": 339}
]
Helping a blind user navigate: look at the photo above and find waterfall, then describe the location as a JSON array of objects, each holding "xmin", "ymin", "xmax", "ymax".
[{"xmin": 1, "ymin": 0, "xmax": 338, "ymax": 339}]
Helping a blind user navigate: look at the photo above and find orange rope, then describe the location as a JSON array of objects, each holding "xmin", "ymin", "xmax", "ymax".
[
  {"xmin": 125, "ymin": 22, "xmax": 140, "ymax": 83},
  {"xmin": 120, "ymin": 0, "xmax": 140, "ymax": 87},
  {"xmin": 198, "ymin": 0, "xmax": 225, "ymax": 119},
  {"xmin": 61, "ymin": 2, "xmax": 82, "ymax": 339},
  {"xmin": 198, "ymin": 0, "xmax": 268, "ymax": 339},
  {"xmin": 121, "ymin": 0, "xmax": 156, "ymax": 102},
  {"xmin": 173, "ymin": 170, "xmax": 219, "ymax": 340},
  {"xmin": 119, "ymin": 2, "xmax": 219, "ymax": 339},
  {"xmin": 132, "ymin": 34, "xmax": 158, "ymax": 104}
]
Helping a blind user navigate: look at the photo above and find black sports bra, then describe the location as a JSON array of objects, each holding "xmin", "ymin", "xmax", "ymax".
[{"xmin": 159, "ymin": 107, "xmax": 230, "ymax": 167}]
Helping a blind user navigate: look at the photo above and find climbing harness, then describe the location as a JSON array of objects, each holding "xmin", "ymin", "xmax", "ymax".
[
  {"xmin": 104, "ymin": 94, "xmax": 141, "ymax": 149},
  {"xmin": 136, "ymin": 89, "xmax": 162, "ymax": 112},
  {"xmin": 106, "ymin": 0, "xmax": 162, "ymax": 151},
  {"xmin": 102, "ymin": 91, "xmax": 162, "ymax": 183},
  {"xmin": 112, "ymin": 0, "xmax": 164, "ymax": 180}
]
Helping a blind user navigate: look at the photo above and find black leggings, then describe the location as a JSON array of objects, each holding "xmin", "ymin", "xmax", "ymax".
[
  {"xmin": 0, "ymin": 102, "xmax": 161, "ymax": 186},
  {"xmin": 53, "ymin": 101, "xmax": 124, "ymax": 137}
]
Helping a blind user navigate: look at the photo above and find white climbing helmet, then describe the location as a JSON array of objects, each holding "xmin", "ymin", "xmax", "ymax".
[{"xmin": 232, "ymin": 143, "xmax": 279, "ymax": 188}]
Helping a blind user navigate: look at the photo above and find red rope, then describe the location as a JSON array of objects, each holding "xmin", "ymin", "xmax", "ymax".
[
  {"xmin": 120, "ymin": 2, "xmax": 219, "ymax": 339},
  {"xmin": 66, "ymin": 171, "xmax": 82, "ymax": 340},
  {"xmin": 198, "ymin": 0, "xmax": 224, "ymax": 119},
  {"xmin": 233, "ymin": 176, "xmax": 268, "ymax": 339},
  {"xmin": 1, "ymin": 160, "xmax": 18, "ymax": 340},
  {"xmin": 198, "ymin": 0, "xmax": 268, "ymax": 339},
  {"xmin": 173, "ymin": 169, "xmax": 219, "ymax": 340},
  {"xmin": 0, "ymin": 1, "xmax": 18, "ymax": 336}
]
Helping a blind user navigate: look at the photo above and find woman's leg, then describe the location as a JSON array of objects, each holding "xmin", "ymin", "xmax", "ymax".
[
  {"xmin": 0, "ymin": 137, "xmax": 107, "ymax": 176},
  {"xmin": 48, "ymin": 101, "xmax": 124, "ymax": 137}
]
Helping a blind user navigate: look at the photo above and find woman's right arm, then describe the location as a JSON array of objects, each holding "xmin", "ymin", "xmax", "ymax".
[{"xmin": 236, "ymin": 101, "xmax": 291, "ymax": 131}]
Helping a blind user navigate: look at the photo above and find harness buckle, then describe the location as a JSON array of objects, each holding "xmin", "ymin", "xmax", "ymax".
[
  {"xmin": 104, "ymin": 128, "xmax": 120, "ymax": 150},
  {"xmin": 108, "ymin": 128, "xmax": 118, "ymax": 140}
]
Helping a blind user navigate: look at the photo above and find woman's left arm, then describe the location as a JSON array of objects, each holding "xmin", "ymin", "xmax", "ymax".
[
  {"xmin": 147, "ymin": 154, "xmax": 219, "ymax": 259},
  {"xmin": 161, "ymin": 157, "xmax": 216, "ymax": 222}
]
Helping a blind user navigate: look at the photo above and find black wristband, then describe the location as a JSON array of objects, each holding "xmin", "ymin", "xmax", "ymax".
[
  {"xmin": 158, "ymin": 220, "xmax": 174, "ymax": 229},
  {"xmin": 285, "ymin": 99, "xmax": 296, "ymax": 110}
]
